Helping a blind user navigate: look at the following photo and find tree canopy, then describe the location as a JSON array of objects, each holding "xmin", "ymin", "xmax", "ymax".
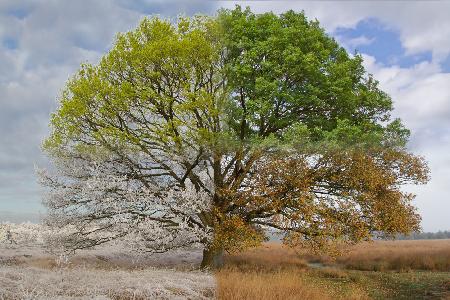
[{"xmin": 41, "ymin": 6, "xmax": 429, "ymax": 268}]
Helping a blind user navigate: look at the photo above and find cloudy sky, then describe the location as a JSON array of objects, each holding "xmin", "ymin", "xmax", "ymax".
[{"xmin": 0, "ymin": 1, "xmax": 449, "ymax": 231}]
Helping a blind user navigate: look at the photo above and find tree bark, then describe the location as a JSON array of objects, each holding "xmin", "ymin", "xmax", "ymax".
[{"xmin": 200, "ymin": 247, "xmax": 224, "ymax": 269}]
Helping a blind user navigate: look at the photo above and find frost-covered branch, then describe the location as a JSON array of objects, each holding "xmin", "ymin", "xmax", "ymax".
[{"xmin": 37, "ymin": 154, "xmax": 213, "ymax": 253}]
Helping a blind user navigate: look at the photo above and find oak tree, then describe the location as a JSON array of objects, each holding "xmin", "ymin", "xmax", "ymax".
[{"xmin": 41, "ymin": 7, "xmax": 429, "ymax": 268}]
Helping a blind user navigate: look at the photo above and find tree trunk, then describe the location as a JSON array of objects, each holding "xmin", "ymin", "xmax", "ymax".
[{"xmin": 200, "ymin": 247, "xmax": 224, "ymax": 270}]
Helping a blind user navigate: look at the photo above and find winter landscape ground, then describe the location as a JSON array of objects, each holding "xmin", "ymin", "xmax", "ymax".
[
  {"xmin": 0, "ymin": 223, "xmax": 215, "ymax": 299},
  {"xmin": 1, "ymin": 223, "xmax": 450, "ymax": 299}
]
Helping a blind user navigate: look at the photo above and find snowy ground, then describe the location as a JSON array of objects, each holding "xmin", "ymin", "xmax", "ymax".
[{"xmin": 0, "ymin": 223, "xmax": 215, "ymax": 299}]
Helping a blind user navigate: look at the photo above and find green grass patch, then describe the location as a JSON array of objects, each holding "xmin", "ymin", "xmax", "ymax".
[{"xmin": 303, "ymin": 269, "xmax": 450, "ymax": 299}]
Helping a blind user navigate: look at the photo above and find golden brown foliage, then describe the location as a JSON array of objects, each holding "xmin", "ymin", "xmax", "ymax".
[
  {"xmin": 225, "ymin": 148, "xmax": 429, "ymax": 254},
  {"xmin": 211, "ymin": 211, "xmax": 266, "ymax": 253}
]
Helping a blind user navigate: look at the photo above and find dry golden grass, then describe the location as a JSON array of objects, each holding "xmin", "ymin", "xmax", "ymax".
[
  {"xmin": 310, "ymin": 239, "xmax": 450, "ymax": 272},
  {"xmin": 216, "ymin": 240, "xmax": 450, "ymax": 299},
  {"xmin": 216, "ymin": 243, "xmax": 369, "ymax": 300},
  {"xmin": 216, "ymin": 268, "xmax": 333, "ymax": 300},
  {"xmin": 222, "ymin": 243, "xmax": 307, "ymax": 272}
]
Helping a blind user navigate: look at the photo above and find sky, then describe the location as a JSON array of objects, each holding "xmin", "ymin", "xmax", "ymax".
[{"xmin": 0, "ymin": 0, "xmax": 449, "ymax": 231}]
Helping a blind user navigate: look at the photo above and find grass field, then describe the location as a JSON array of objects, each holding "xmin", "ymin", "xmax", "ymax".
[
  {"xmin": 217, "ymin": 241, "xmax": 450, "ymax": 300},
  {"xmin": 2, "ymin": 223, "xmax": 450, "ymax": 299},
  {"xmin": 307, "ymin": 239, "xmax": 450, "ymax": 272}
]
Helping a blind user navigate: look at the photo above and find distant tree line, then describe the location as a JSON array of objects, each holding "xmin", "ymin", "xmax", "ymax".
[{"xmin": 393, "ymin": 231, "xmax": 450, "ymax": 240}]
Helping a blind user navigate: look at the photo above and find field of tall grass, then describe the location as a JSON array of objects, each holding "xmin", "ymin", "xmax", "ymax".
[
  {"xmin": 2, "ymin": 223, "xmax": 450, "ymax": 299},
  {"xmin": 322, "ymin": 239, "xmax": 450, "ymax": 272},
  {"xmin": 216, "ymin": 244, "xmax": 368, "ymax": 300},
  {"xmin": 217, "ymin": 241, "xmax": 450, "ymax": 299}
]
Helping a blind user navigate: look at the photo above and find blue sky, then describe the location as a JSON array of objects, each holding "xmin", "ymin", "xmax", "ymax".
[
  {"xmin": 335, "ymin": 19, "xmax": 434, "ymax": 69},
  {"xmin": 1, "ymin": 0, "xmax": 450, "ymax": 231}
]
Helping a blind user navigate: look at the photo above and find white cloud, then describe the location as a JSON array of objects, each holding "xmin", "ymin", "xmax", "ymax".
[
  {"xmin": 345, "ymin": 35, "xmax": 375, "ymax": 48},
  {"xmin": 0, "ymin": 0, "xmax": 209, "ymax": 215},
  {"xmin": 362, "ymin": 54, "xmax": 450, "ymax": 132},
  {"xmin": 360, "ymin": 54, "xmax": 450, "ymax": 231},
  {"xmin": 0, "ymin": 0, "xmax": 220, "ymax": 216}
]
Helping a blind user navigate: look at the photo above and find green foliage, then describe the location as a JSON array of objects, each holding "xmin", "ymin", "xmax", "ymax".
[
  {"xmin": 219, "ymin": 6, "xmax": 396, "ymax": 148},
  {"xmin": 45, "ymin": 15, "xmax": 224, "ymax": 157},
  {"xmin": 46, "ymin": 7, "xmax": 408, "ymax": 156}
]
